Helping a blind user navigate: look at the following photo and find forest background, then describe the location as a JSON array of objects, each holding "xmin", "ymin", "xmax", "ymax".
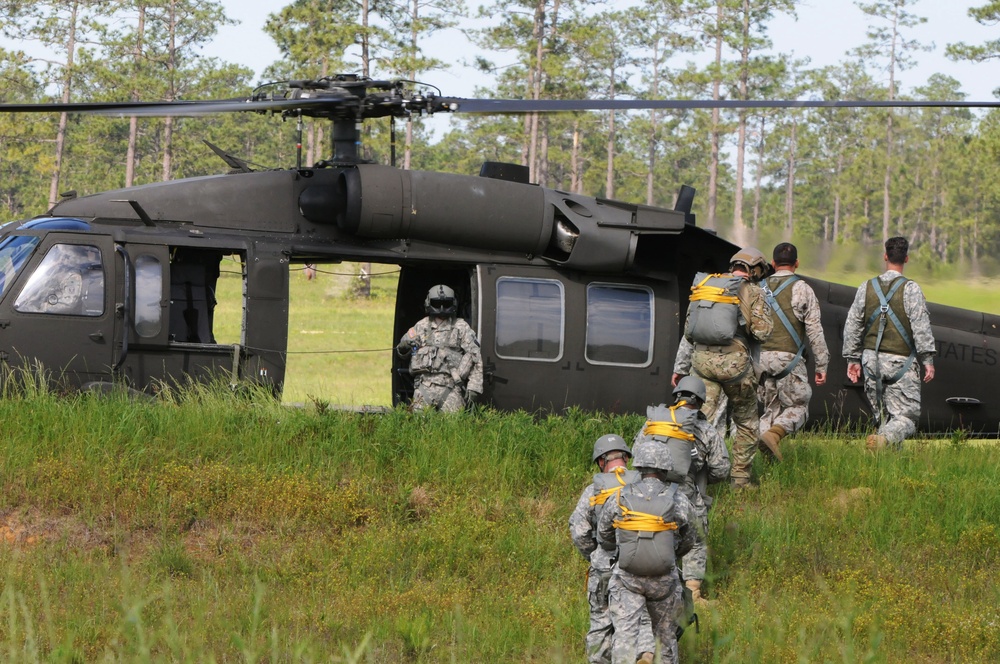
[{"xmin": 1, "ymin": 0, "xmax": 1000, "ymax": 275}]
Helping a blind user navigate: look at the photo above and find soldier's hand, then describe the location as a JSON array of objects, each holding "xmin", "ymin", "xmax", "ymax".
[
  {"xmin": 672, "ymin": 373, "xmax": 685, "ymax": 387},
  {"xmin": 923, "ymin": 364, "xmax": 935, "ymax": 383},
  {"xmin": 814, "ymin": 371, "xmax": 827, "ymax": 386},
  {"xmin": 846, "ymin": 363, "xmax": 861, "ymax": 384},
  {"xmin": 466, "ymin": 389, "xmax": 481, "ymax": 406}
]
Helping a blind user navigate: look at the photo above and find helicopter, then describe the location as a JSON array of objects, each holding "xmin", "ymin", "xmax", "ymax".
[{"xmin": 0, "ymin": 74, "xmax": 998, "ymax": 434}]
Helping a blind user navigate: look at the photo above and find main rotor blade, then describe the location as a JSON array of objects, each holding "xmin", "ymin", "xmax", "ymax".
[
  {"xmin": 445, "ymin": 98, "xmax": 1000, "ymax": 113},
  {"xmin": 0, "ymin": 97, "xmax": 344, "ymax": 116}
]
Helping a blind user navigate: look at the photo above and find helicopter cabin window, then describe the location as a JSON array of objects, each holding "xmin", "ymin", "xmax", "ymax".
[
  {"xmin": 495, "ymin": 277, "xmax": 564, "ymax": 361},
  {"xmin": 0, "ymin": 235, "xmax": 40, "ymax": 298},
  {"xmin": 13, "ymin": 243, "xmax": 104, "ymax": 316},
  {"xmin": 134, "ymin": 254, "xmax": 162, "ymax": 338},
  {"xmin": 585, "ymin": 284, "xmax": 654, "ymax": 367}
]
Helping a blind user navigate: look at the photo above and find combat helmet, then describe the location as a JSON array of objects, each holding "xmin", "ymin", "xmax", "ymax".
[
  {"xmin": 425, "ymin": 284, "xmax": 458, "ymax": 316},
  {"xmin": 672, "ymin": 375, "xmax": 707, "ymax": 404},
  {"xmin": 592, "ymin": 433, "xmax": 632, "ymax": 463},
  {"xmin": 729, "ymin": 246, "xmax": 772, "ymax": 282}
]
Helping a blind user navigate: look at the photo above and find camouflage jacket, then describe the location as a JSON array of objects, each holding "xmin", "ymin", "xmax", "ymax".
[
  {"xmin": 762, "ymin": 269, "xmax": 830, "ymax": 374},
  {"xmin": 686, "ymin": 413, "xmax": 730, "ymax": 507},
  {"xmin": 842, "ymin": 270, "xmax": 936, "ymax": 366},
  {"xmin": 396, "ymin": 316, "xmax": 484, "ymax": 393}
]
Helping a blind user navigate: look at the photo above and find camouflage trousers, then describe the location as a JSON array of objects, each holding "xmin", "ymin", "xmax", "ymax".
[
  {"xmin": 680, "ymin": 500, "xmax": 709, "ymax": 581},
  {"xmin": 586, "ymin": 568, "xmax": 654, "ymax": 664},
  {"xmin": 693, "ymin": 347, "xmax": 759, "ymax": 482},
  {"xmin": 608, "ymin": 568, "xmax": 683, "ymax": 664},
  {"xmin": 861, "ymin": 349, "xmax": 921, "ymax": 447},
  {"xmin": 411, "ymin": 375, "xmax": 465, "ymax": 413},
  {"xmin": 758, "ymin": 350, "xmax": 812, "ymax": 435}
]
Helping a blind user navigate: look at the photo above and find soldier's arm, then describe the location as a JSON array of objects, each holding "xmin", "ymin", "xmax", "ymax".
[
  {"xmin": 674, "ymin": 493, "xmax": 697, "ymax": 559},
  {"xmin": 741, "ymin": 282, "xmax": 773, "ymax": 342},
  {"xmin": 904, "ymin": 281, "xmax": 936, "ymax": 364},
  {"xmin": 672, "ymin": 336, "xmax": 694, "ymax": 379},
  {"xmin": 568, "ymin": 488, "xmax": 598, "ymax": 560},
  {"xmin": 795, "ymin": 282, "xmax": 830, "ymax": 374},
  {"xmin": 841, "ymin": 284, "xmax": 868, "ymax": 362},
  {"xmin": 596, "ymin": 498, "xmax": 619, "ymax": 550}
]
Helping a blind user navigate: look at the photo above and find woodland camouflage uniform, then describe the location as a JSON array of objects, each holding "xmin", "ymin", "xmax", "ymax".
[
  {"xmin": 674, "ymin": 276, "xmax": 772, "ymax": 485},
  {"xmin": 397, "ymin": 316, "xmax": 483, "ymax": 412},
  {"xmin": 597, "ymin": 477, "xmax": 695, "ymax": 664},
  {"xmin": 842, "ymin": 269, "xmax": 935, "ymax": 447},
  {"xmin": 759, "ymin": 269, "xmax": 830, "ymax": 437}
]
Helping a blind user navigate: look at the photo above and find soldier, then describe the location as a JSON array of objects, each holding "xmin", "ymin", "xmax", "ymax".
[
  {"xmin": 843, "ymin": 236, "xmax": 936, "ymax": 450},
  {"xmin": 568, "ymin": 435, "xmax": 655, "ymax": 664},
  {"xmin": 396, "ymin": 284, "xmax": 483, "ymax": 412},
  {"xmin": 757, "ymin": 242, "xmax": 830, "ymax": 460},
  {"xmin": 672, "ymin": 247, "xmax": 773, "ymax": 488},
  {"xmin": 598, "ymin": 423, "xmax": 696, "ymax": 664},
  {"xmin": 667, "ymin": 376, "xmax": 730, "ymax": 604}
]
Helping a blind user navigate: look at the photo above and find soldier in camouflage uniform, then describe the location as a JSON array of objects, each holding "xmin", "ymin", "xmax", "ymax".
[
  {"xmin": 757, "ymin": 243, "xmax": 830, "ymax": 460},
  {"xmin": 597, "ymin": 430, "xmax": 696, "ymax": 664},
  {"xmin": 843, "ymin": 236, "xmax": 936, "ymax": 450},
  {"xmin": 396, "ymin": 285, "xmax": 483, "ymax": 412},
  {"xmin": 569, "ymin": 435, "xmax": 655, "ymax": 664},
  {"xmin": 663, "ymin": 376, "xmax": 730, "ymax": 604},
  {"xmin": 672, "ymin": 247, "xmax": 773, "ymax": 488}
]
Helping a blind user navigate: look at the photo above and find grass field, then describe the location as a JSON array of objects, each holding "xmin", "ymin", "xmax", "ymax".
[{"xmin": 0, "ymin": 389, "xmax": 998, "ymax": 662}]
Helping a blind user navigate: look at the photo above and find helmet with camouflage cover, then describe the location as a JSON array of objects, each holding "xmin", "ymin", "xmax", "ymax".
[
  {"xmin": 592, "ymin": 433, "xmax": 632, "ymax": 463},
  {"xmin": 425, "ymin": 284, "xmax": 458, "ymax": 316},
  {"xmin": 672, "ymin": 375, "xmax": 707, "ymax": 404},
  {"xmin": 729, "ymin": 246, "xmax": 772, "ymax": 282}
]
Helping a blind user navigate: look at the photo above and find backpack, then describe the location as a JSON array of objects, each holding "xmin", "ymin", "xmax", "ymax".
[
  {"xmin": 614, "ymin": 482, "xmax": 680, "ymax": 576},
  {"xmin": 685, "ymin": 272, "xmax": 744, "ymax": 345},
  {"xmin": 631, "ymin": 404, "xmax": 697, "ymax": 483}
]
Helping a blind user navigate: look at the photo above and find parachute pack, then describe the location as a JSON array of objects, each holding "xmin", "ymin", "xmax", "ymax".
[
  {"xmin": 684, "ymin": 272, "xmax": 744, "ymax": 345},
  {"xmin": 614, "ymin": 483, "xmax": 681, "ymax": 576},
  {"xmin": 631, "ymin": 403, "xmax": 697, "ymax": 483}
]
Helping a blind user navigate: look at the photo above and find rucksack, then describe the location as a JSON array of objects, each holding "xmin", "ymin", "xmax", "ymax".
[{"xmin": 684, "ymin": 272, "xmax": 743, "ymax": 345}]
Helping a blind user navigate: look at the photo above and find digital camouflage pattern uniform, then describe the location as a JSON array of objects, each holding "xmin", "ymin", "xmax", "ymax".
[
  {"xmin": 759, "ymin": 270, "xmax": 830, "ymax": 435},
  {"xmin": 396, "ymin": 316, "xmax": 483, "ymax": 412},
  {"xmin": 675, "ymin": 278, "xmax": 772, "ymax": 484},
  {"xmin": 842, "ymin": 270, "xmax": 935, "ymax": 447},
  {"xmin": 569, "ymin": 469, "xmax": 654, "ymax": 663},
  {"xmin": 678, "ymin": 412, "xmax": 730, "ymax": 582},
  {"xmin": 597, "ymin": 475, "xmax": 695, "ymax": 664}
]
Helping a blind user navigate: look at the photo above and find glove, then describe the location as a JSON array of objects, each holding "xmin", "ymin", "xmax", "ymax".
[{"xmin": 465, "ymin": 388, "xmax": 481, "ymax": 406}]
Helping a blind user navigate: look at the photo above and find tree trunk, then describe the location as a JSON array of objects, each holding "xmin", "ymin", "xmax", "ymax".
[
  {"xmin": 707, "ymin": 1, "xmax": 723, "ymax": 229},
  {"xmin": 161, "ymin": 0, "xmax": 177, "ymax": 182},
  {"xmin": 733, "ymin": 0, "xmax": 750, "ymax": 231},
  {"xmin": 784, "ymin": 118, "xmax": 796, "ymax": 235},
  {"xmin": 126, "ymin": 5, "xmax": 146, "ymax": 188},
  {"xmin": 48, "ymin": 0, "xmax": 79, "ymax": 207}
]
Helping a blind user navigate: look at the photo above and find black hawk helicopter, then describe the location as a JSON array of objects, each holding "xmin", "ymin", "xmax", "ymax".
[{"xmin": 0, "ymin": 74, "xmax": 998, "ymax": 433}]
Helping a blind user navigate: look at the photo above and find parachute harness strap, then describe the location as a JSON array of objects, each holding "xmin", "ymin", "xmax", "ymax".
[
  {"xmin": 689, "ymin": 273, "xmax": 739, "ymax": 305},
  {"xmin": 589, "ymin": 466, "xmax": 628, "ymax": 507},
  {"xmin": 642, "ymin": 403, "xmax": 695, "ymax": 442}
]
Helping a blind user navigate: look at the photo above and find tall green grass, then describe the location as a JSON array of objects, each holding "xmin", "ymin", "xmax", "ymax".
[{"xmin": 0, "ymin": 385, "xmax": 997, "ymax": 661}]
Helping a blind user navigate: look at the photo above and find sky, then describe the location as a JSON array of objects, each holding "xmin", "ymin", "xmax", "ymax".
[{"xmin": 206, "ymin": 0, "xmax": 999, "ymax": 103}]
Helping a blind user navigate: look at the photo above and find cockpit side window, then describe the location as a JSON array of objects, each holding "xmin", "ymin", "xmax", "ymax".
[
  {"xmin": 0, "ymin": 235, "xmax": 41, "ymax": 299},
  {"xmin": 13, "ymin": 243, "xmax": 104, "ymax": 316}
]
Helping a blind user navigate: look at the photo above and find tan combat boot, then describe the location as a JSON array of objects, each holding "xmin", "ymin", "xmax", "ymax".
[
  {"xmin": 686, "ymin": 578, "xmax": 713, "ymax": 606},
  {"xmin": 757, "ymin": 425, "xmax": 786, "ymax": 462},
  {"xmin": 637, "ymin": 652, "xmax": 655, "ymax": 663},
  {"xmin": 866, "ymin": 434, "xmax": 888, "ymax": 451}
]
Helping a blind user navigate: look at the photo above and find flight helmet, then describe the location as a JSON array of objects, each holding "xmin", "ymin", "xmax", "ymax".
[
  {"xmin": 673, "ymin": 375, "xmax": 707, "ymax": 404},
  {"xmin": 592, "ymin": 433, "xmax": 632, "ymax": 463},
  {"xmin": 425, "ymin": 284, "xmax": 458, "ymax": 316}
]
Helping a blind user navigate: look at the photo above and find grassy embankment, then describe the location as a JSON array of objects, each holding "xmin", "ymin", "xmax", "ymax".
[{"xmin": 0, "ymin": 387, "xmax": 998, "ymax": 662}]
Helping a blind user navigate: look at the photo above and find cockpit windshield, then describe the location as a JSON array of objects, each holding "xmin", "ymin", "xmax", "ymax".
[{"xmin": 0, "ymin": 235, "xmax": 40, "ymax": 298}]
